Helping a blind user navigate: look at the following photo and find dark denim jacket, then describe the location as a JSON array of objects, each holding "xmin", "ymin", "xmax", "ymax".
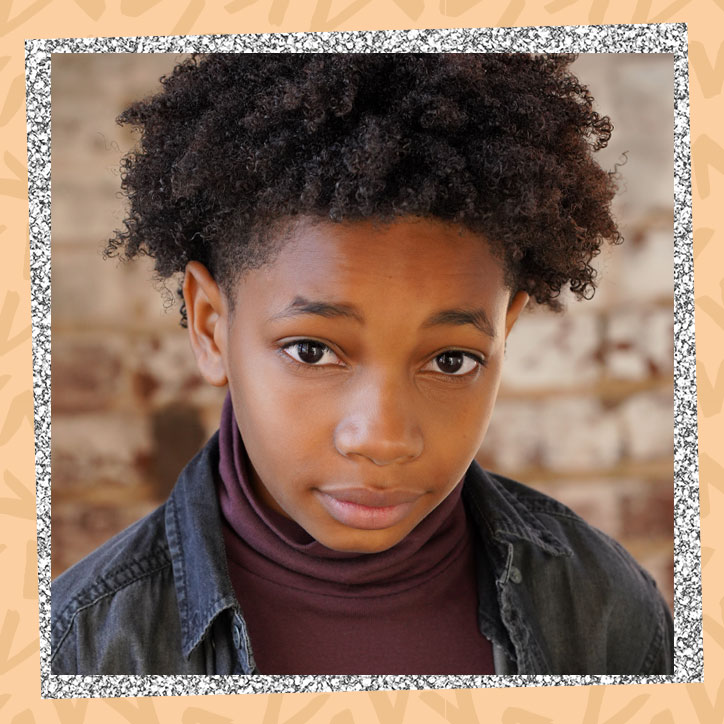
[{"xmin": 51, "ymin": 432, "xmax": 673, "ymax": 675}]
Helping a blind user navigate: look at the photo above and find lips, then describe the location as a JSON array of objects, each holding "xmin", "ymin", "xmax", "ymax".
[
  {"xmin": 314, "ymin": 486, "xmax": 423, "ymax": 530},
  {"xmin": 319, "ymin": 487, "xmax": 420, "ymax": 508}
]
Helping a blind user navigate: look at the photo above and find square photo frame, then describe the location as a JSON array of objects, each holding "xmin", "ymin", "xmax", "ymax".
[{"xmin": 28, "ymin": 24, "xmax": 701, "ymax": 698}]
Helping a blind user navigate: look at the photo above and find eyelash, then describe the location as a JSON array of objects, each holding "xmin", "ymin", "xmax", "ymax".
[
  {"xmin": 281, "ymin": 340, "xmax": 343, "ymax": 368},
  {"xmin": 425, "ymin": 350, "xmax": 485, "ymax": 377},
  {"xmin": 279, "ymin": 339, "xmax": 486, "ymax": 377}
]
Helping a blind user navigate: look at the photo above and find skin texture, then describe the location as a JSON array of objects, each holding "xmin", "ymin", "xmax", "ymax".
[{"xmin": 185, "ymin": 216, "xmax": 528, "ymax": 553}]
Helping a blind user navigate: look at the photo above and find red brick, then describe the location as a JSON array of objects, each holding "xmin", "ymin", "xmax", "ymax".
[
  {"xmin": 620, "ymin": 480, "xmax": 674, "ymax": 539},
  {"xmin": 606, "ymin": 306, "xmax": 674, "ymax": 379},
  {"xmin": 501, "ymin": 313, "xmax": 602, "ymax": 391},
  {"xmin": 619, "ymin": 390, "xmax": 674, "ymax": 460},
  {"xmin": 130, "ymin": 332, "xmax": 207, "ymax": 406},
  {"xmin": 52, "ymin": 335, "xmax": 124, "ymax": 412},
  {"xmin": 51, "ymin": 411, "xmax": 151, "ymax": 491},
  {"xmin": 539, "ymin": 397, "xmax": 621, "ymax": 472}
]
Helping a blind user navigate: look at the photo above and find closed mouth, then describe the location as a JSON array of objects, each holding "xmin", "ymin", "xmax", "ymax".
[
  {"xmin": 314, "ymin": 486, "xmax": 424, "ymax": 530},
  {"xmin": 316, "ymin": 487, "xmax": 422, "ymax": 508}
]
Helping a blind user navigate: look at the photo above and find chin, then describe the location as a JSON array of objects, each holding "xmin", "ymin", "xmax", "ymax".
[{"xmin": 317, "ymin": 528, "xmax": 405, "ymax": 555}]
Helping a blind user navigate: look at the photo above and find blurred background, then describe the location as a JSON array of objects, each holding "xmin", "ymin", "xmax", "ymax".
[{"xmin": 50, "ymin": 53, "xmax": 674, "ymax": 609}]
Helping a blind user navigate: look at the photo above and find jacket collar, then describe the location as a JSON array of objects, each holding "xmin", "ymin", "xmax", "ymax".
[
  {"xmin": 461, "ymin": 461, "xmax": 572, "ymax": 671},
  {"xmin": 165, "ymin": 431, "xmax": 241, "ymax": 660},
  {"xmin": 462, "ymin": 460, "xmax": 573, "ymax": 558}
]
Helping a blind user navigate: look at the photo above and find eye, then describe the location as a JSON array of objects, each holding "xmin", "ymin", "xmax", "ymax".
[
  {"xmin": 282, "ymin": 340, "xmax": 342, "ymax": 366},
  {"xmin": 423, "ymin": 351, "xmax": 483, "ymax": 376}
]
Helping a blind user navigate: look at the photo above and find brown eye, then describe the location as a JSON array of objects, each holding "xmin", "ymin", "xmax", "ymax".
[
  {"xmin": 437, "ymin": 352, "xmax": 465, "ymax": 374},
  {"xmin": 297, "ymin": 341, "xmax": 325, "ymax": 364},
  {"xmin": 282, "ymin": 340, "xmax": 340, "ymax": 366},
  {"xmin": 422, "ymin": 350, "xmax": 483, "ymax": 376}
]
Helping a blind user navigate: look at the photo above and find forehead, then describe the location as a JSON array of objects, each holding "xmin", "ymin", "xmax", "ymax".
[
  {"xmin": 233, "ymin": 216, "xmax": 511, "ymax": 324},
  {"xmin": 253, "ymin": 216, "xmax": 503, "ymax": 281}
]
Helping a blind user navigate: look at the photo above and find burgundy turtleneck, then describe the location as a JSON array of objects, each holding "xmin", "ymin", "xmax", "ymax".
[{"xmin": 216, "ymin": 394, "xmax": 494, "ymax": 674}]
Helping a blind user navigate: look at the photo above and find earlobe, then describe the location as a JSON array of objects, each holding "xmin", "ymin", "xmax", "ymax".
[
  {"xmin": 505, "ymin": 291, "xmax": 529, "ymax": 338},
  {"xmin": 183, "ymin": 261, "xmax": 229, "ymax": 387}
]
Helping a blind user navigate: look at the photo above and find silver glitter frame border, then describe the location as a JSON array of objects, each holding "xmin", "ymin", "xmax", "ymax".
[{"xmin": 27, "ymin": 23, "xmax": 700, "ymax": 699}]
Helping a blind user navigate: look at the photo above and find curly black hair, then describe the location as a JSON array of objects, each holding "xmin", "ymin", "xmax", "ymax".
[{"xmin": 106, "ymin": 53, "xmax": 621, "ymax": 324}]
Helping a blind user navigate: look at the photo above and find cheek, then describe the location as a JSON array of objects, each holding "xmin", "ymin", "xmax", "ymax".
[
  {"xmin": 230, "ymin": 353, "xmax": 337, "ymax": 468},
  {"xmin": 425, "ymin": 406, "xmax": 489, "ymax": 478},
  {"xmin": 430, "ymin": 372, "xmax": 502, "ymax": 458},
  {"xmin": 413, "ymin": 377, "xmax": 502, "ymax": 481}
]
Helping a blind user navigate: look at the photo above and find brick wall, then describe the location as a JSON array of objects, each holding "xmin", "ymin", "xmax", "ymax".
[{"xmin": 50, "ymin": 53, "xmax": 674, "ymax": 608}]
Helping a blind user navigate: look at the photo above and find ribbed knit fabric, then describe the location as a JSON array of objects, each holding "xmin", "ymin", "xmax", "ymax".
[{"xmin": 217, "ymin": 394, "xmax": 494, "ymax": 674}]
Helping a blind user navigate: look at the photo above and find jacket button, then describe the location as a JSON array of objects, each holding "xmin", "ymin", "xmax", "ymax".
[{"xmin": 509, "ymin": 566, "xmax": 522, "ymax": 584}]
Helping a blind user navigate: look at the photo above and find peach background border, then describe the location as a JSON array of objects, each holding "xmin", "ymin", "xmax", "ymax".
[{"xmin": 1, "ymin": 1, "xmax": 720, "ymax": 722}]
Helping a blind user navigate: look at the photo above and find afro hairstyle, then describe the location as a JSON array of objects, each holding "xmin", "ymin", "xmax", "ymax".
[{"xmin": 106, "ymin": 53, "xmax": 621, "ymax": 324}]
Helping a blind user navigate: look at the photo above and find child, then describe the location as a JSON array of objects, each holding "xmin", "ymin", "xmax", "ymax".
[{"xmin": 51, "ymin": 53, "xmax": 673, "ymax": 676}]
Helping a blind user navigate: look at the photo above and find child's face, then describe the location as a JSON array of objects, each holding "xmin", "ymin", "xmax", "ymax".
[{"xmin": 185, "ymin": 217, "xmax": 528, "ymax": 553}]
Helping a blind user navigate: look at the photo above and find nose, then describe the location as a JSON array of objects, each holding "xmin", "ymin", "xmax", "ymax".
[{"xmin": 333, "ymin": 373, "xmax": 424, "ymax": 466}]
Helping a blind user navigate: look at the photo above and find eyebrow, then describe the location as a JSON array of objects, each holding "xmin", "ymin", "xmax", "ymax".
[
  {"xmin": 421, "ymin": 308, "xmax": 496, "ymax": 339},
  {"xmin": 270, "ymin": 296, "xmax": 496, "ymax": 339},
  {"xmin": 269, "ymin": 296, "xmax": 364, "ymax": 323}
]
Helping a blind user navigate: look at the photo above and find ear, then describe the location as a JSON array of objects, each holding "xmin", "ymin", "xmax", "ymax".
[
  {"xmin": 183, "ymin": 261, "xmax": 229, "ymax": 387},
  {"xmin": 504, "ymin": 291, "xmax": 529, "ymax": 339}
]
